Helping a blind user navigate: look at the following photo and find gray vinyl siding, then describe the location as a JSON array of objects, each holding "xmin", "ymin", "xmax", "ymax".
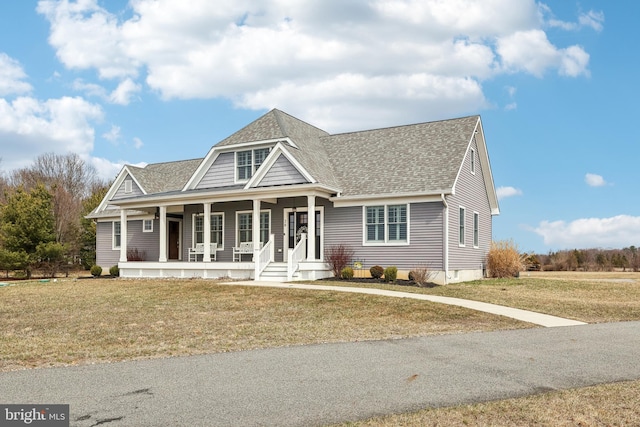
[
  {"xmin": 196, "ymin": 152, "xmax": 236, "ymax": 189},
  {"xmin": 447, "ymin": 138, "xmax": 492, "ymax": 271},
  {"xmin": 257, "ymin": 154, "xmax": 308, "ymax": 187},
  {"xmin": 324, "ymin": 202, "xmax": 444, "ymax": 270},
  {"xmin": 96, "ymin": 220, "xmax": 159, "ymax": 269},
  {"xmin": 111, "ymin": 174, "xmax": 144, "ymax": 200}
]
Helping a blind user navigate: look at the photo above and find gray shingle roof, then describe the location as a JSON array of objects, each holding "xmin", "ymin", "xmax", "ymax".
[
  {"xmin": 128, "ymin": 158, "xmax": 202, "ymax": 194},
  {"xmin": 323, "ymin": 115, "xmax": 479, "ymax": 196},
  {"xmin": 116, "ymin": 110, "xmax": 480, "ymax": 199}
]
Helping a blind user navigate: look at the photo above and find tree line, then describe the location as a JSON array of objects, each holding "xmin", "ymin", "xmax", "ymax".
[
  {"xmin": 525, "ymin": 247, "xmax": 640, "ymax": 272},
  {"xmin": 0, "ymin": 153, "xmax": 110, "ymax": 278}
]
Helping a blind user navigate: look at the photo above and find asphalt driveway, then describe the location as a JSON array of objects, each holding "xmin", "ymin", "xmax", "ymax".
[{"xmin": 1, "ymin": 321, "xmax": 639, "ymax": 426}]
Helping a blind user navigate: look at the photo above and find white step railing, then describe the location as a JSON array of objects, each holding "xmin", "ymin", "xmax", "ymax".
[
  {"xmin": 287, "ymin": 233, "xmax": 306, "ymax": 281},
  {"xmin": 255, "ymin": 234, "xmax": 275, "ymax": 279}
]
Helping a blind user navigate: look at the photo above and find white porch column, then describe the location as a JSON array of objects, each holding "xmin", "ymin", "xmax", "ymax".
[
  {"xmin": 252, "ymin": 199, "xmax": 261, "ymax": 261},
  {"xmin": 119, "ymin": 209, "xmax": 128, "ymax": 263},
  {"xmin": 306, "ymin": 195, "xmax": 316, "ymax": 261},
  {"xmin": 203, "ymin": 202, "xmax": 211, "ymax": 262},
  {"xmin": 159, "ymin": 206, "xmax": 168, "ymax": 262}
]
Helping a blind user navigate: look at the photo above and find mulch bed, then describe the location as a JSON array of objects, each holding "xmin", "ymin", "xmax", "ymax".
[{"xmin": 319, "ymin": 277, "xmax": 439, "ymax": 288}]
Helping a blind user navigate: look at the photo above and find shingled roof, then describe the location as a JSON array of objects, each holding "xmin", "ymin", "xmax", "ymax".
[
  {"xmin": 323, "ymin": 115, "xmax": 480, "ymax": 197},
  {"xmin": 111, "ymin": 110, "xmax": 484, "ymax": 201}
]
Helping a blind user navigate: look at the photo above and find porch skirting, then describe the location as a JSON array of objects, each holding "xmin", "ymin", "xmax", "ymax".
[{"xmin": 118, "ymin": 261, "xmax": 332, "ymax": 281}]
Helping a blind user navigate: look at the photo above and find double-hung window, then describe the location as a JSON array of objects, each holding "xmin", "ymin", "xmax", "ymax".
[
  {"xmin": 143, "ymin": 219, "xmax": 153, "ymax": 233},
  {"xmin": 113, "ymin": 221, "xmax": 121, "ymax": 249},
  {"xmin": 364, "ymin": 204, "xmax": 408, "ymax": 245},
  {"xmin": 193, "ymin": 213, "xmax": 224, "ymax": 249},
  {"xmin": 473, "ymin": 212, "xmax": 479, "ymax": 248},
  {"xmin": 236, "ymin": 147, "xmax": 270, "ymax": 181},
  {"xmin": 237, "ymin": 211, "xmax": 270, "ymax": 244}
]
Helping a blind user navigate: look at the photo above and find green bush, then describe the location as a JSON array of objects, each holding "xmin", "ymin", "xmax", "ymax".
[
  {"xmin": 90, "ymin": 265, "xmax": 102, "ymax": 277},
  {"xmin": 341, "ymin": 266, "xmax": 354, "ymax": 279},
  {"xmin": 109, "ymin": 265, "xmax": 119, "ymax": 277},
  {"xmin": 370, "ymin": 265, "xmax": 384, "ymax": 279},
  {"xmin": 383, "ymin": 266, "xmax": 397, "ymax": 283}
]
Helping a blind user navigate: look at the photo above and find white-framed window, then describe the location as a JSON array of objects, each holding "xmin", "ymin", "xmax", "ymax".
[
  {"xmin": 473, "ymin": 212, "xmax": 479, "ymax": 248},
  {"xmin": 143, "ymin": 219, "xmax": 153, "ymax": 233},
  {"xmin": 236, "ymin": 147, "xmax": 270, "ymax": 181},
  {"xmin": 124, "ymin": 179, "xmax": 133, "ymax": 193},
  {"xmin": 363, "ymin": 204, "xmax": 409, "ymax": 245},
  {"xmin": 113, "ymin": 221, "xmax": 121, "ymax": 249},
  {"xmin": 193, "ymin": 213, "xmax": 224, "ymax": 249},
  {"xmin": 470, "ymin": 148, "xmax": 476, "ymax": 174},
  {"xmin": 236, "ymin": 210, "xmax": 270, "ymax": 244},
  {"xmin": 459, "ymin": 207, "xmax": 466, "ymax": 246}
]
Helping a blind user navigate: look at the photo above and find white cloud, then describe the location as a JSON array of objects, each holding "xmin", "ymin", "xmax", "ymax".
[
  {"xmin": 579, "ymin": 10, "xmax": 605, "ymax": 32},
  {"xmin": 133, "ymin": 137, "xmax": 144, "ymax": 149},
  {"xmin": 534, "ymin": 215, "xmax": 640, "ymax": 249},
  {"xmin": 0, "ymin": 96, "xmax": 103, "ymax": 171},
  {"xmin": 496, "ymin": 186, "xmax": 523, "ymax": 200},
  {"xmin": 585, "ymin": 173, "xmax": 607, "ymax": 187},
  {"xmin": 36, "ymin": 0, "xmax": 597, "ymax": 130},
  {"xmin": 73, "ymin": 78, "xmax": 141, "ymax": 105},
  {"xmin": 102, "ymin": 125, "xmax": 121, "ymax": 143},
  {"xmin": 0, "ymin": 53, "xmax": 33, "ymax": 96}
]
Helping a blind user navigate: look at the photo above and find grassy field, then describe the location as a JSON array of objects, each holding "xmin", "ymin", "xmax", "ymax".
[
  {"xmin": 0, "ymin": 277, "xmax": 526, "ymax": 372},
  {"xmin": 1, "ymin": 272, "xmax": 639, "ymax": 426}
]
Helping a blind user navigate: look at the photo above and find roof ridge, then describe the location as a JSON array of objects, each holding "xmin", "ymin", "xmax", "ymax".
[{"xmin": 327, "ymin": 115, "xmax": 479, "ymax": 137}]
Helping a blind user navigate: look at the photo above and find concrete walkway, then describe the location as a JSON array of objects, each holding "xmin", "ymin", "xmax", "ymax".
[{"xmin": 222, "ymin": 281, "xmax": 587, "ymax": 327}]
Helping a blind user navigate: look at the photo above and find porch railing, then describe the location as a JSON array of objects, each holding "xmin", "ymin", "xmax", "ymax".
[
  {"xmin": 287, "ymin": 233, "xmax": 307, "ymax": 281},
  {"xmin": 256, "ymin": 234, "xmax": 275, "ymax": 279}
]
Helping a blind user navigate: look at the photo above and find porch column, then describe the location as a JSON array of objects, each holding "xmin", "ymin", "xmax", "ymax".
[
  {"xmin": 159, "ymin": 206, "xmax": 168, "ymax": 262},
  {"xmin": 252, "ymin": 199, "xmax": 261, "ymax": 261},
  {"xmin": 119, "ymin": 209, "xmax": 128, "ymax": 263},
  {"xmin": 306, "ymin": 195, "xmax": 316, "ymax": 261},
  {"xmin": 203, "ymin": 202, "xmax": 211, "ymax": 262}
]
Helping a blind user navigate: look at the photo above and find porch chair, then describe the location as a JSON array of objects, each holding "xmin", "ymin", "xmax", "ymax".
[{"xmin": 233, "ymin": 241, "xmax": 257, "ymax": 262}]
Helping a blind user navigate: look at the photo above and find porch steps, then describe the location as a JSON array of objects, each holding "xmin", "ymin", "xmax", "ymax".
[{"xmin": 259, "ymin": 262, "xmax": 298, "ymax": 281}]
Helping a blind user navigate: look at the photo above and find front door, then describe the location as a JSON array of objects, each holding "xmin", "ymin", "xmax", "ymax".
[
  {"xmin": 168, "ymin": 220, "xmax": 180, "ymax": 260},
  {"xmin": 287, "ymin": 210, "xmax": 321, "ymax": 259}
]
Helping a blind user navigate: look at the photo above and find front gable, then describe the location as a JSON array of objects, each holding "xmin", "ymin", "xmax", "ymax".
[
  {"xmin": 95, "ymin": 166, "xmax": 147, "ymax": 214},
  {"xmin": 255, "ymin": 153, "xmax": 309, "ymax": 187}
]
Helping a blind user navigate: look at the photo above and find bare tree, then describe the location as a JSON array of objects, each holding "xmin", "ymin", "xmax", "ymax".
[{"xmin": 8, "ymin": 153, "xmax": 104, "ymax": 259}]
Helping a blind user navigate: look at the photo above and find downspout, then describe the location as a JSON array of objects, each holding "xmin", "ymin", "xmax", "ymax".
[{"xmin": 441, "ymin": 194, "xmax": 449, "ymax": 285}]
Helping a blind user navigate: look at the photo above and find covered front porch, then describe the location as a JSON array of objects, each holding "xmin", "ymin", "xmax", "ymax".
[{"xmin": 114, "ymin": 188, "xmax": 334, "ymax": 281}]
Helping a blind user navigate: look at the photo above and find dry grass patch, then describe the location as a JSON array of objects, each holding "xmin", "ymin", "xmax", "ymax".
[
  {"xmin": 335, "ymin": 380, "xmax": 640, "ymax": 426},
  {"xmin": 0, "ymin": 278, "xmax": 527, "ymax": 371},
  {"xmin": 320, "ymin": 271, "xmax": 640, "ymax": 323}
]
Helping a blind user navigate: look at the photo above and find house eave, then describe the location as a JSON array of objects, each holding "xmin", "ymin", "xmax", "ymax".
[
  {"xmin": 330, "ymin": 190, "xmax": 451, "ymax": 207},
  {"xmin": 109, "ymin": 183, "xmax": 341, "ymax": 210}
]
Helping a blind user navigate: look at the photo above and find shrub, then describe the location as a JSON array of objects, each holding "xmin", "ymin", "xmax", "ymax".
[
  {"xmin": 383, "ymin": 266, "xmax": 397, "ymax": 283},
  {"xmin": 325, "ymin": 244, "xmax": 355, "ymax": 278},
  {"xmin": 408, "ymin": 265, "xmax": 437, "ymax": 287},
  {"xmin": 370, "ymin": 265, "xmax": 384, "ymax": 279},
  {"xmin": 486, "ymin": 239, "xmax": 523, "ymax": 278},
  {"xmin": 90, "ymin": 265, "xmax": 102, "ymax": 277},
  {"xmin": 341, "ymin": 266, "xmax": 354, "ymax": 280},
  {"xmin": 127, "ymin": 248, "xmax": 146, "ymax": 261},
  {"xmin": 109, "ymin": 265, "xmax": 120, "ymax": 277}
]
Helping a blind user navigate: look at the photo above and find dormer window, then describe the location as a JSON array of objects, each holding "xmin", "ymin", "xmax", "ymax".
[{"xmin": 236, "ymin": 148, "xmax": 270, "ymax": 181}]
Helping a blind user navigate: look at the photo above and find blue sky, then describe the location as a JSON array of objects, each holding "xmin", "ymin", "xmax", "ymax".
[{"xmin": 0, "ymin": 0, "xmax": 637, "ymax": 254}]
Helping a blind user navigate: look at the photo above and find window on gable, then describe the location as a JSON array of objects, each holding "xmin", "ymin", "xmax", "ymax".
[
  {"xmin": 113, "ymin": 221, "xmax": 121, "ymax": 249},
  {"xmin": 364, "ymin": 204, "xmax": 409, "ymax": 245},
  {"xmin": 470, "ymin": 148, "xmax": 476, "ymax": 174},
  {"xmin": 124, "ymin": 179, "xmax": 133, "ymax": 193},
  {"xmin": 237, "ymin": 148, "xmax": 270, "ymax": 181},
  {"xmin": 459, "ymin": 207, "xmax": 466, "ymax": 246},
  {"xmin": 473, "ymin": 212, "xmax": 479, "ymax": 248},
  {"xmin": 143, "ymin": 219, "xmax": 153, "ymax": 233}
]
